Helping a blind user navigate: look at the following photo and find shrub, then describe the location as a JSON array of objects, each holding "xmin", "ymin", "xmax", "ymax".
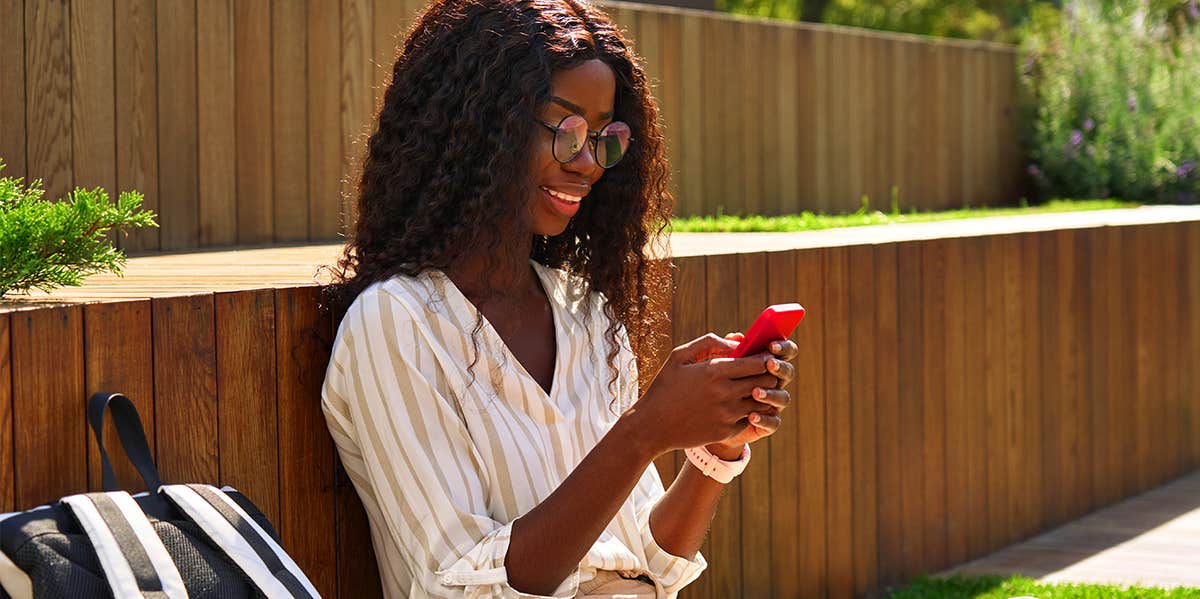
[
  {"xmin": 1019, "ymin": 0, "xmax": 1200, "ymax": 203},
  {"xmin": 0, "ymin": 160, "xmax": 157, "ymax": 299}
]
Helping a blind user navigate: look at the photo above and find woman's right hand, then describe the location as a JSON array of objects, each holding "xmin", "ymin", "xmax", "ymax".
[{"xmin": 629, "ymin": 333, "xmax": 780, "ymax": 457}]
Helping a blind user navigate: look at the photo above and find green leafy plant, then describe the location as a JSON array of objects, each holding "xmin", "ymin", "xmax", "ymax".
[
  {"xmin": 0, "ymin": 160, "xmax": 157, "ymax": 298},
  {"xmin": 1019, "ymin": 0, "xmax": 1200, "ymax": 203}
]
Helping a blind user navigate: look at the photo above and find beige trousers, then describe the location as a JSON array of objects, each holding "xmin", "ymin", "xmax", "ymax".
[{"xmin": 574, "ymin": 570, "xmax": 662, "ymax": 598}]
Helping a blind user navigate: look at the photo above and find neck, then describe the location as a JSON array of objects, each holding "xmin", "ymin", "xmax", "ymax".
[{"xmin": 444, "ymin": 234, "xmax": 537, "ymax": 301}]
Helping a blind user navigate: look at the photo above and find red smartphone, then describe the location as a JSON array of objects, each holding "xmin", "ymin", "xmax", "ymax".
[{"xmin": 728, "ymin": 303, "xmax": 806, "ymax": 358}]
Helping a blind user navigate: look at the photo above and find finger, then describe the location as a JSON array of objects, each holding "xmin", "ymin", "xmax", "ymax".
[
  {"xmin": 768, "ymin": 339, "xmax": 800, "ymax": 361},
  {"xmin": 765, "ymin": 358, "xmax": 795, "ymax": 386},
  {"xmin": 748, "ymin": 412, "xmax": 781, "ymax": 435},
  {"xmin": 710, "ymin": 354, "xmax": 772, "ymax": 379},
  {"xmin": 724, "ymin": 331, "xmax": 745, "ymax": 341},
  {"xmin": 733, "ymin": 373, "xmax": 782, "ymax": 397},
  {"xmin": 678, "ymin": 333, "xmax": 739, "ymax": 363},
  {"xmin": 750, "ymin": 387, "xmax": 790, "ymax": 410}
]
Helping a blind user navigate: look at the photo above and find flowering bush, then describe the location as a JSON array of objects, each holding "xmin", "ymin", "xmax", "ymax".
[{"xmin": 1020, "ymin": 0, "xmax": 1199, "ymax": 203}]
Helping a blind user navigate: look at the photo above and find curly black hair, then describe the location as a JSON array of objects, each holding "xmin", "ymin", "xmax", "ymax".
[{"xmin": 320, "ymin": 0, "xmax": 675, "ymax": 410}]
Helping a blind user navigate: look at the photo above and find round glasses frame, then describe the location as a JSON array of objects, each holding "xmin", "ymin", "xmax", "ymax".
[{"xmin": 536, "ymin": 114, "xmax": 634, "ymax": 169}]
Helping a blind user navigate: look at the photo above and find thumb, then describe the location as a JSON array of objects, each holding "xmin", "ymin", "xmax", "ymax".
[{"xmin": 676, "ymin": 333, "xmax": 739, "ymax": 363}]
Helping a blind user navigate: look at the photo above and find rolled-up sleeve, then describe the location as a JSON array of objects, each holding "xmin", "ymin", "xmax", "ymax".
[{"xmin": 322, "ymin": 289, "xmax": 580, "ymax": 598}]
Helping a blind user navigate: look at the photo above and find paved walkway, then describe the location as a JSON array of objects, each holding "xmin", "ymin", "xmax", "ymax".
[{"xmin": 942, "ymin": 470, "xmax": 1200, "ymax": 589}]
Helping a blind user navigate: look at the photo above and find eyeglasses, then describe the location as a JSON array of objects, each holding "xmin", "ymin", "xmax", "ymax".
[{"xmin": 536, "ymin": 114, "xmax": 633, "ymax": 169}]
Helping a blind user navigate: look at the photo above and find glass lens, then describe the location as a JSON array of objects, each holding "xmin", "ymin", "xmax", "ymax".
[
  {"xmin": 597, "ymin": 121, "xmax": 631, "ymax": 168},
  {"xmin": 553, "ymin": 115, "xmax": 589, "ymax": 163}
]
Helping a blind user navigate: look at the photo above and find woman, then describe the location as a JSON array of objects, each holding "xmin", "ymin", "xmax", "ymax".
[{"xmin": 320, "ymin": 0, "xmax": 799, "ymax": 597}]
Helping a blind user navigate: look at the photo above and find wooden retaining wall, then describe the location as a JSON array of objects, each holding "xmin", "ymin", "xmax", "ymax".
[
  {"xmin": 0, "ymin": 0, "xmax": 1023, "ymax": 251},
  {"xmin": 1, "ymin": 219, "xmax": 1195, "ymax": 597}
]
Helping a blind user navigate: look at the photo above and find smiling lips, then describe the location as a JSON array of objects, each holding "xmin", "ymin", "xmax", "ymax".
[{"xmin": 540, "ymin": 185, "xmax": 584, "ymax": 204}]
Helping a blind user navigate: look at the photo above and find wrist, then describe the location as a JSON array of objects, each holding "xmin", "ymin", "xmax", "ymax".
[
  {"xmin": 704, "ymin": 441, "xmax": 746, "ymax": 461},
  {"xmin": 614, "ymin": 407, "xmax": 664, "ymax": 463}
]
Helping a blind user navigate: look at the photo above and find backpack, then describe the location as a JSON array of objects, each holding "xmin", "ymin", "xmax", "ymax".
[{"xmin": 0, "ymin": 392, "xmax": 321, "ymax": 598}]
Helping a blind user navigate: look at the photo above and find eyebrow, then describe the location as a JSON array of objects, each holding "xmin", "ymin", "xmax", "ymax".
[{"xmin": 551, "ymin": 96, "xmax": 614, "ymax": 120}]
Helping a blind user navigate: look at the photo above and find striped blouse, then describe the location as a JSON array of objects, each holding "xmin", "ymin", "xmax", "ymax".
[{"xmin": 320, "ymin": 259, "xmax": 708, "ymax": 598}]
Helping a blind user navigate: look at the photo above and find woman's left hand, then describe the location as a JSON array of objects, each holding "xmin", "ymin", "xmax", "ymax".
[{"xmin": 705, "ymin": 332, "xmax": 798, "ymax": 458}]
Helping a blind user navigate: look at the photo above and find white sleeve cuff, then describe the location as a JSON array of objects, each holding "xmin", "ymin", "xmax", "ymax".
[
  {"xmin": 636, "ymin": 496, "xmax": 708, "ymax": 593},
  {"xmin": 435, "ymin": 520, "xmax": 582, "ymax": 598}
]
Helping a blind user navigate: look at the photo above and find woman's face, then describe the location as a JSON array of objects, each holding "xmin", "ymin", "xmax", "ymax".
[{"xmin": 528, "ymin": 58, "xmax": 617, "ymax": 237}]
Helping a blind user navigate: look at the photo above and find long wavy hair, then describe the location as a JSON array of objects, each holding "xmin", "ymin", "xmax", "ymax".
[{"xmin": 320, "ymin": 0, "xmax": 674, "ymax": 410}]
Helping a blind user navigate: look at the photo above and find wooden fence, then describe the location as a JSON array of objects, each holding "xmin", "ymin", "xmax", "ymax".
[
  {"xmin": 1, "ymin": 218, "xmax": 1196, "ymax": 597},
  {"xmin": 0, "ymin": 0, "xmax": 1024, "ymax": 251}
]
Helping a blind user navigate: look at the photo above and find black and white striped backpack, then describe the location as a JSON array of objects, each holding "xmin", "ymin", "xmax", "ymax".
[{"xmin": 0, "ymin": 392, "xmax": 320, "ymax": 598}]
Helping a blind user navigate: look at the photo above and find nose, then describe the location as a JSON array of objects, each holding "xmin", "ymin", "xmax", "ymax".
[{"xmin": 562, "ymin": 140, "xmax": 601, "ymax": 178}]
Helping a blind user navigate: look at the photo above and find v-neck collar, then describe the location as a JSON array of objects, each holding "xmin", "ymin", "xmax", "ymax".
[{"xmin": 435, "ymin": 259, "xmax": 563, "ymax": 400}]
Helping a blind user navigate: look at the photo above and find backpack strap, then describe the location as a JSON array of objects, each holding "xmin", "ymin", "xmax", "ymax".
[
  {"xmin": 160, "ymin": 484, "xmax": 319, "ymax": 599},
  {"xmin": 61, "ymin": 492, "xmax": 187, "ymax": 599}
]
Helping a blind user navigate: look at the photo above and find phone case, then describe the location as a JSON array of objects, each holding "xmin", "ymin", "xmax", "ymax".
[{"xmin": 729, "ymin": 303, "xmax": 806, "ymax": 358}]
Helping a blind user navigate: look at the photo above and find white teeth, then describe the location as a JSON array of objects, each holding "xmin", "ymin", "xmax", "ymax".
[{"xmin": 542, "ymin": 186, "xmax": 582, "ymax": 203}]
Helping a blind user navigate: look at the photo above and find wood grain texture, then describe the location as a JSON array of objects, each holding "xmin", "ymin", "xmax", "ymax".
[
  {"xmin": 216, "ymin": 289, "xmax": 280, "ymax": 525},
  {"xmin": 896, "ymin": 241, "xmax": 925, "ymax": 577},
  {"xmin": 676, "ymin": 12, "xmax": 703, "ymax": 217},
  {"xmin": 25, "ymin": 0, "xmax": 72, "ymax": 203},
  {"xmin": 824, "ymin": 246, "xmax": 853, "ymax": 599},
  {"xmin": 70, "ymin": 0, "xmax": 117, "ymax": 248},
  {"xmin": 308, "ymin": 0, "xmax": 343, "ymax": 240},
  {"xmin": 84, "ymin": 300, "xmax": 155, "ymax": 492},
  {"xmin": 848, "ymin": 244, "xmax": 878, "ymax": 598},
  {"xmin": 920, "ymin": 238, "xmax": 948, "ymax": 571},
  {"xmin": 335, "ymin": 455, "xmax": 384, "ymax": 598},
  {"xmin": 795, "ymin": 247, "xmax": 827, "ymax": 598},
  {"xmin": 235, "ymin": 0, "xmax": 274, "ymax": 245},
  {"xmin": 961, "ymin": 235, "xmax": 990, "ymax": 559},
  {"xmin": 115, "ymin": 0, "xmax": 160, "ymax": 252},
  {"xmin": 0, "ymin": 314, "xmax": 13, "ymax": 512},
  {"xmin": 943, "ymin": 237, "xmax": 969, "ymax": 565},
  {"xmin": 273, "ymin": 0, "xmax": 310, "ymax": 242},
  {"xmin": 340, "ymin": 0, "xmax": 372, "ymax": 237},
  {"xmin": 197, "ymin": 0, "xmax": 236, "ymax": 246},
  {"xmin": 0, "ymin": 0, "xmax": 26, "ymax": 182},
  {"xmin": 152, "ymin": 294, "xmax": 218, "ymax": 484},
  {"xmin": 11, "ymin": 306, "xmax": 85, "ymax": 508},
  {"xmin": 157, "ymin": 0, "xmax": 199, "ymax": 249},
  {"xmin": 277, "ymin": 286, "xmax": 338, "ymax": 598},
  {"xmin": 1017, "ymin": 233, "xmax": 1043, "ymax": 539},
  {"xmin": 874, "ymin": 243, "xmax": 902, "ymax": 588},
  {"xmin": 984, "ymin": 234, "xmax": 1011, "ymax": 549}
]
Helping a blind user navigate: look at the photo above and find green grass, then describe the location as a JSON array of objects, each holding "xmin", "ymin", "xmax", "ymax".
[
  {"xmin": 886, "ymin": 575, "xmax": 1200, "ymax": 598},
  {"xmin": 670, "ymin": 198, "xmax": 1140, "ymax": 233}
]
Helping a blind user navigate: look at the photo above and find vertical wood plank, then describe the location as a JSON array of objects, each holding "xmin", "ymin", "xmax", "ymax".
[
  {"xmin": 70, "ymin": 0, "xmax": 117, "ymax": 247},
  {"xmin": 767, "ymin": 249, "xmax": 801, "ymax": 599},
  {"xmin": 669, "ymin": 257, "xmax": 707, "ymax": 485},
  {"xmin": 984, "ymin": 234, "xmax": 1011, "ymax": 548},
  {"xmin": 0, "ymin": 0, "xmax": 27, "ymax": 181},
  {"xmin": 677, "ymin": 12, "xmax": 702, "ymax": 217},
  {"xmin": 335, "ymin": 457, "xmax": 384, "ymax": 598},
  {"xmin": 824, "ymin": 246, "xmax": 853, "ymax": 599},
  {"xmin": 739, "ymin": 21, "xmax": 762, "ymax": 216},
  {"xmin": 157, "ymin": 0, "xmax": 199, "ymax": 249},
  {"xmin": 273, "ymin": 0, "xmax": 310, "ymax": 242},
  {"xmin": 84, "ymin": 301, "xmax": 155, "ymax": 492},
  {"xmin": 944, "ymin": 237, "xmax": 969, "ymax": 565},
  {"xmin": 25, "ymin": 0, "xmax": 72, "ymax": 203},
  {"xmin": 1038, "ymin": 231, "xmax": 1064, "ymax": 528},
  {"xmin": 197, "ymin": 0, "xmax": 236, "ymax": 246},
  {"xmin": 340, "ymin": 0, "xmax": 373, "ymax": 236},
  {"xmin": 653, "ymin": 11, "xmax": 683, "ymax": 208},
  {"xmin": 308, "ymin": 0, "xmax": 342, "ymax": 240},
  {"xmin": 1017, "ymin": 233, "xmax": 1043, "ymax": 538},
  {"xmin": 920, "ymin": 239, "xmax": 948, "ymax": 571},
  {"xmin": 1089, "ymin": 226, "xmax": 1117, "ymax": 507},
  {"xmin": 11, "ymin": 306, "xmax": 85, "ymax": 508},
  {"xmin": 1184, "ymin": 222, "xmax": 1200, "ymax": 471},
  {"xmin": 823, "ymin": 32, "xmax": 847, "ymax": 213},
  {"xmin": 1071, "ymin": 228, "xmax": 1094, "ymax": 517},
  {"xmin": 372, "ymin": 0, "xmax": 404, "ymax": 116},
  {"xmin": 848, "ymin": 244, "xmax": 878, "ymax": 598},
  {"xmin": 0, "ymin": 314, "xmax": 14, "ymax": 512},
  {"xmin": 1159, "ymin": 225, "xmax": 1180, "ymax": 482},
  {"xmin": 737, "ymin": 252, "xmax": 770, "ymax": 599},
  {"xmin": 698, "ymin": 16, "xmax": 721, "ymax": 217},
  {"xmin": 962, "ymin": 235, "xmax": 990, "ymax": 559},
  {"xmin": 795, "ymin": 247, "xmax": 827, "ymax": 598},
  {"xmin": 277, "ymin": 287, "xmax": 338, "ymax": 598},
  {"xmin": 701, "ymin": 253, "xmax": 741, "ymax": 599},
  {"xmin": 1116, "ymin": 226, "xmax": 1139, "ymax": 498},
  {"xmin": 153, "ymin": 294, "xmax": 218, "ymax": 484},
  {"xmin": 235, "ymin": 0, "xmax": 273, "ymax": 244},
  {"xmin": 874, "ymin": 243, "xmax": 902, "ymax": 587},
  {"xmin": 115, "ymin": 0, "xmax": 160, "ymax": 252},
  {"xmin": 216, "ymin": 289, "xmax": 280, "ymax": 525},
  {"xmin": 896, "ymin": 241, "xmax": 924, "ymax": 577},
  {"xmin": 777, "ymin": 26, "xmax": 800, "ymax": 214},
  {"xmin": 795, "ymin": 27, "xmax": 823, "ymax": 212}
]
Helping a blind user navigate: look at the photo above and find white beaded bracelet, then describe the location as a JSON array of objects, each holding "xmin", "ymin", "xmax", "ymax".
[{"xmin": 684, "ymin": 443, "xmax": 751, "ymax": 484}]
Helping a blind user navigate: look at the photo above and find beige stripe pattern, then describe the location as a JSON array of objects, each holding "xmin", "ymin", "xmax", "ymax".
[{"xmin": 321, "ymin": 260, "xmax": 707, "ymax": 599}]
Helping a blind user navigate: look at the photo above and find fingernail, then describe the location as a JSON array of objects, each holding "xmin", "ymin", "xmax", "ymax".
[
  {"xmin": 770, "ymin": 341, "xmax": 782, "ymax": 352},
  {"xmin": 767, "ymin": 358, "xmax": 779, "ymax": 371},
  {"xmin": 752, "ymin": 387, "xmax": 764, "ymax": 399},
  {"xmin": 750, "ymin": 413, "xmax": 761, "ymax": 424}
]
